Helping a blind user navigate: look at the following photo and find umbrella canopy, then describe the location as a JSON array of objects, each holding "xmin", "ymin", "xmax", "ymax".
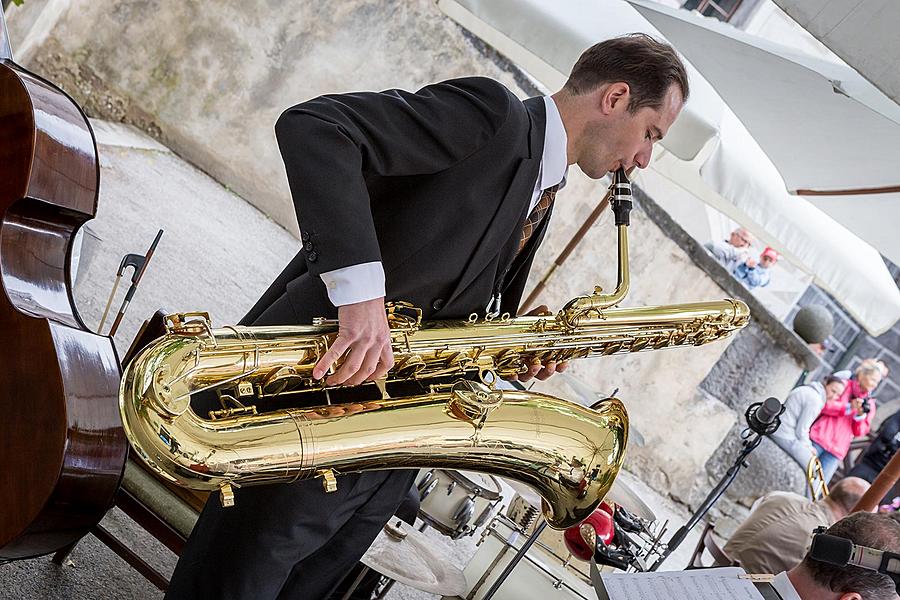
[
  {"xmin": 628, "ymin": 0, "xmax": 900, "ymax": 266},
  {"xmin": 438, "ymin": 0, "xmax": 900, "ymax": 334},
  {"xmin": 646, "ymin": 108, "xmax": 900, "ymax": 335},
  {"xmin": 772, "ymin": 0, "xmax": 900, "ymax": 108}
]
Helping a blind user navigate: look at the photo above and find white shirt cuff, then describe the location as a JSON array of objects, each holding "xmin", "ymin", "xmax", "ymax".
[{"xmin": 319, "ymin": 261, "xmax": 385, "ymax": 306}]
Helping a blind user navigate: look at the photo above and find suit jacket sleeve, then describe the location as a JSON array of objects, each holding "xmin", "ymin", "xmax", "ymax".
[{"xmin": 274, "ymin": 77, "xmax": 518, "ymax": 277}]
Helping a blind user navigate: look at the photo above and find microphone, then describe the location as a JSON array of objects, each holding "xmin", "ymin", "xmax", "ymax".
[
  {"xmin": 810, "ymin": 530, "xmax": 900, "ymax": 580},
  {"xmin": 746, "ymin": 397, "xmax": 783, "ymax": 436}
]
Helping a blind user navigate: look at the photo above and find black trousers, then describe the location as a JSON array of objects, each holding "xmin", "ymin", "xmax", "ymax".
[
  {"xmin": 166, "ymin": 470, "xmax": 417, "ymax": 600},
  {"xmin": 165, "ymin": 295, "xmax": 419, "ymax": 599}
]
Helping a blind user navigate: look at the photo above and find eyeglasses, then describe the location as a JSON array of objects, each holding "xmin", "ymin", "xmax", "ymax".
[{"xmin": 732, "ymin": 232, "xmax": 752, "ymax": 246}]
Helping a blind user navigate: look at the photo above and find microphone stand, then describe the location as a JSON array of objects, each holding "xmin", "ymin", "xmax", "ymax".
[{"xmin": 647, "ymin": 400, "xmax": 783, "ymax": 571}]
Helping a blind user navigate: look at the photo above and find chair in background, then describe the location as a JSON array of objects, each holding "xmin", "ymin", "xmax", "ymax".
[
  {"xmin": 807, "ymin": 456, "xmax": 831, "ymax": 501},
  {"xmin": 687, "ymin": 522, "xmax": 736, "ymax": 569}
]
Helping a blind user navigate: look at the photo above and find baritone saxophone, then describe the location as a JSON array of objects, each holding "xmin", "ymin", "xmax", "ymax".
[{"xmin": 119, "ymin": 169, "xmax": 750, "ymax": 530}]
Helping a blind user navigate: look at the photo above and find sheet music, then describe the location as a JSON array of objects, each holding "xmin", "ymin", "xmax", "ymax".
[{"xmin": 602, "ymin": 567, "xmax": 765, "ymax": 600}]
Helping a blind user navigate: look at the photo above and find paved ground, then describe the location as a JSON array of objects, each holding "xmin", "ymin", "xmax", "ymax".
[{"xmin": 1, "ymin": 122, "xmax": 704, "ymax": 600}]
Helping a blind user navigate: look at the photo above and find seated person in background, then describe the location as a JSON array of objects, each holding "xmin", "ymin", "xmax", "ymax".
[
  {"xmin": 778, "ymin": 511, "xmax": 900, "ymax": 600},
  {"xmin": 724, "ymin": 477, "xmax": 870, "ymax": 574},
  {"xmin": 771, "ymin": 374, "xmax": 849, "ymax": 469},
  {"xmin": 733, "ymin": 246, "xmax": 778, "ymax": 289},
  {"xmin": 811, "ymin": 361, "xmax": 883, "ymax": 482},
  {"xmin": 849, "ymin": 408, "xmax": 900, "ymax": 484},
  {"xmin": 704, "ymin": 226, "xmax": 753, "ymax": 271}
]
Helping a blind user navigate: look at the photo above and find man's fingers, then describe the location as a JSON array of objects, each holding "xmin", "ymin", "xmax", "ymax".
[
  {"xmin": 535, "ymin": 361, "xmax": 557, "ymax": 381},
  {"xmin": 556, "ymin": 361, "xmax": 569, "ymax": 373},
  {"xmin": 371, "ymin": 344, "xmax": 395, "ymax": 381},
  {"xmin": 313, "ymin": 336, "xmax": 353, "ymax": 380},
  {"xmin": 344, "ymin": 346, "xmax": 382, "ymax": 387},
  {"xmin": 325, "ymin": 340, "xmax": 368, "ymax": 386}
]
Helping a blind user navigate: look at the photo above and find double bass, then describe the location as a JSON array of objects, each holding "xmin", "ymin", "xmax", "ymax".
[{"xmin": 0, "ymin": 7, "xmax": 127, "ymax": 559}]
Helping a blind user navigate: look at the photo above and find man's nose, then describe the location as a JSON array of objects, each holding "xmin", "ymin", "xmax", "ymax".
[{"xmin": 634, "ymin": 143, "xmax": 653, "ymax": 170}]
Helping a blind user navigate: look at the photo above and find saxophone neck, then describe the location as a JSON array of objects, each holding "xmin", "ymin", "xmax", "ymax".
[{"xmin": 560, "ymin": 169, "xmax": 632, "ymax": 326}]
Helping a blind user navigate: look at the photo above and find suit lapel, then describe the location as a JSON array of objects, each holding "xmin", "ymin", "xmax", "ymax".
[{"xmin": 444, "ymin": 97, "xmax": 547, "ymax": 311}]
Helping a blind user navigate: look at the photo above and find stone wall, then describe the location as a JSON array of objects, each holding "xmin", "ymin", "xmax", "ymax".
[{"xmin": 7, "ymin": 0, "xmax": 533, "ymax": 236}]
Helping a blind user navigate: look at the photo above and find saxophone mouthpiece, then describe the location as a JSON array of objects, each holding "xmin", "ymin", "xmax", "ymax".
[{"xmin": 611, "ymin": 168, "xmax": 633, "ymax": 227}]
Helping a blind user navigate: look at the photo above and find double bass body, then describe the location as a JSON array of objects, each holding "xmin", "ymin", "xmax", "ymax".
[{"xmin": 0, "ymin": 40, "xmax": 127, "ymax": 558}]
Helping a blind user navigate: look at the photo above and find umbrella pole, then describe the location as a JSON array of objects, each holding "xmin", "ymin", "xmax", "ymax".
[{"xmin": 852, "ymin": 451, "xmax": 900, "ymax": 513}]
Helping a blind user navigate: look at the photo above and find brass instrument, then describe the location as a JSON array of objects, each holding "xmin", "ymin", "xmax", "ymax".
[
  {"xmin": 119, "ymin": 169, "xmax": 750, "ymax": 530},
  {"xmin": 807, "ymin": 455, "xmax": 831, "ymax": 500}
]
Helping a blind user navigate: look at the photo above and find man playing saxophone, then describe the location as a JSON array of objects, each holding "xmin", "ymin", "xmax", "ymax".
[{"xmin": 166, "ymin": 34, "xmax": 689, "ymax": 600}]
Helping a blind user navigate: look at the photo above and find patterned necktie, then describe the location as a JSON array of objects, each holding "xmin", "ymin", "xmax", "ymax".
[{"xmin": 518, "ymin": 184, "xmax": 558, "ymax": 254}]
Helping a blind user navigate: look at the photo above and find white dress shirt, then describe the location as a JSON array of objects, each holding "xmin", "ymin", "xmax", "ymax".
[
  {"xmin": 771, "ymin": 572, "xmax": 803, "ymax": 600},
  {"xmin": 320, "ymin": 95, "xmax": 568, "ymax": 307}
]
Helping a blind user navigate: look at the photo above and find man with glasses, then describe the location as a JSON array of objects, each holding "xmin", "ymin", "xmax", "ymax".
[{"xmin": 704, "ymin": 226, "xmax": 754, "ymax": 271}]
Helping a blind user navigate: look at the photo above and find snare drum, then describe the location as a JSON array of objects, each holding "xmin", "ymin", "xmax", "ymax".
[
  {"xmin": 416, "ymin": 469, "xmax": 502, "ymax": 539},
  {"xmin": 463, "ymin": 514, "xmax": 595, "ymax": 600}
]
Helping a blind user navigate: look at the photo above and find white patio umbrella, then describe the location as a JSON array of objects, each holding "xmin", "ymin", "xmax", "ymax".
[
  {"xmin": 438, "ymin": 0, "xmax": 900, "ymax": 334},
  {"xmin": 628, "ymin": 0, "xmax": 900, "ymax": 266},
  {"xmin": 771, "ymin": 0, "xmax": 900, "ymax": 271},
  {"xmin": 648, "ymin": 108, "xmax": 900, "ymax": 335},
  {"xmin": 772, "ymin": 0, "xmax": 900, "ymax": 108}
]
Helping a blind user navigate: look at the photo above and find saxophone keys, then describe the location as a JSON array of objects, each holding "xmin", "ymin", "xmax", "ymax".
[
  {"xmin": 219, "ymin": 483, "xmax": 235, "ymax": 507},
  {"xmin": 447, "ymin": 380, "xmax": 503, "ymax": 422},
  {"xmin": 318, "ymin": 468, "xmax": 338, "ymax": 493}
]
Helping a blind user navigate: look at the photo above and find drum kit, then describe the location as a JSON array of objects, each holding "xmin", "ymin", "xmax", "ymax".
[
  {"xmin": 355, "ymin": 471, "xmax": 662, "ymax": 599},
  {"xmin": 353, "ymin": 376, "xmax": 665, "ymax": 599}
]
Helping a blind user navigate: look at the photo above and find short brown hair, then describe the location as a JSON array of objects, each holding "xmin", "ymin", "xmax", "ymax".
[
  {"xmin": 564, "ymin": 34, "xmax": 689, "ymax": 112},
  {"xmin": 801, "ymin": 512, "xmax": 900, "ymax": 599}
]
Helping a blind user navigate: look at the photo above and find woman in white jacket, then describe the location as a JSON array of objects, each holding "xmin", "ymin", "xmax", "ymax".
[{"xmin": 771, "ymin": 374, "xmax": 848, "ymax": 469}]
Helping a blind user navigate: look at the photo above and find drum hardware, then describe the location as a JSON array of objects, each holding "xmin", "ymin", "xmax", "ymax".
[
  {"xmin": 341, "ymin": 518, "xmax": 466, "ymax": 599},
  {"xmin": 480, "ymin": 514, "xmax": 590, "ymax": 576},
  {"xmin": 506, "ymin": 492, "xmax": 541, "ymax": 533},
  {"xmin": 468, "ymin": 514, "xmax": 594, "ymax": 600},
  {"xmin": 416, "ymin": 470, "xmax": 438, "ymax": 499},
  {"xmin": 482, "ymin": 517, "xmax": 548, "ymax": 600},
  {"xmin": 416, "ymin": 469, "xmax": 502, "ymax": 539},
  {"xmin": 575, "ymin": 398, "xmax": 783, "ymax": 573}
]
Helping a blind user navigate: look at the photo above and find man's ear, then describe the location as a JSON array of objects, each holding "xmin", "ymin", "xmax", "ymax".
[{"xmin": 600, "ymin": 82, "xmax": 630, "ymax": 115}]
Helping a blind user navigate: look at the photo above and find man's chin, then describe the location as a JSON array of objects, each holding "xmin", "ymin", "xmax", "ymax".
[{"xmin": 580, "ymin": 164, "xmax": 610, "ymax": 180}]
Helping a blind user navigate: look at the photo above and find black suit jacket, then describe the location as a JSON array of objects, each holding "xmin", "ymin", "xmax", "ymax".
[{"xmin": 244, "ymin": 77, "xmax": 553, "ymax": 325}]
